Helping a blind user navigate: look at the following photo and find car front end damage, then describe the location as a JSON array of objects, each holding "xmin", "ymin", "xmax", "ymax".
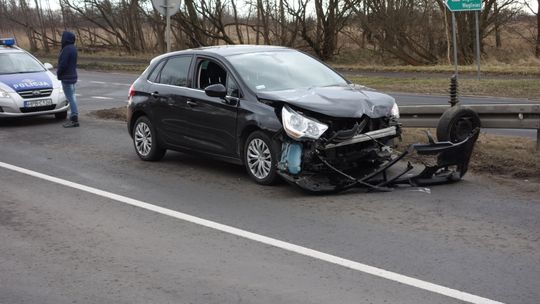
[{"xmin": 275, "ymin": 104, "xmax": 480, "ymax": 193}]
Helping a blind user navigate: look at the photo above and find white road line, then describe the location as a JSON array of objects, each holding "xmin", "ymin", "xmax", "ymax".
[
  {"xmin": 0, "ymin": 160, "xmax": 504, "ymax": 304},
  {"xmin": 89, "ymin": 80, "xmax": 130, "ymax": 86},
  {"xmin": 91, "ymin": 96, "xmax": 114, "ymax": 100}
]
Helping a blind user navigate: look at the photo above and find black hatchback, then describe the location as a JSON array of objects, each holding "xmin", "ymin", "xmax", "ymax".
[{"xmin": 127, "ymin": 45, "xmax": 478, "ymax": 192}]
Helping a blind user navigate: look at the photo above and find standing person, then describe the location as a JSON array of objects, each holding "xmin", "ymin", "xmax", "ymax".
[{"xmin": 57, "ymin": 31, "xmax": 79, "ymax": 128}]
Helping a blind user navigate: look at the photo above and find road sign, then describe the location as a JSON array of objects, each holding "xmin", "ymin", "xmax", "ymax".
[
  {"xmin": 445, "ymin": 0, "xmax": 482, "ymax": 12},
  {"xmin": 151, "ymin": 0, "xmax": 180, "ymax": 17}
]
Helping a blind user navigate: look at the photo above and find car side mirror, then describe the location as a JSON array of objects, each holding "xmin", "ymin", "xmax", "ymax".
[
  {"xmin": 43, "ymin": 62, "xmax": 53, "ymax": 70},
  {"xmin": 205, "ymin": 84, "xmax": 227, "ymax": 98}
]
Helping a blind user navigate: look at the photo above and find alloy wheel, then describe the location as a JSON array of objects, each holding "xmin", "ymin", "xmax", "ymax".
[
  {"xmin": 134, "ymin": 122, "xmax": 152, "ymax": 157},
  {"xmin": 246, "ymin": 138, "xmax": 272, "ymax": 179}
]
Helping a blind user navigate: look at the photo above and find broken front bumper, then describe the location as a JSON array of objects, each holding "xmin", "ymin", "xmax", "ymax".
[{"xmin": 277, "ymin": 128, "xmax": 480, "ymax": 193}]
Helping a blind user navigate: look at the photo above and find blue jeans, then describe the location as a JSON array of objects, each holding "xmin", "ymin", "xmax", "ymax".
[{"xmin": 62, "ymin": 82, "xmax": 78, "ymax": 121}]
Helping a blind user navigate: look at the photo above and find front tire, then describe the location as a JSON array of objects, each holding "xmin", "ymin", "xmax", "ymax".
[
  {"xmin": 244, "ymin": 131, "xmax": 279, "ymax": 185},
  {"xmin": 132, "ymin": 116, "xmax": 166, "ymax": 161}
]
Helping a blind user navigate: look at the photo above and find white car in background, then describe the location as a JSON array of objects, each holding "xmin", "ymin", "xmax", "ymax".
[{"xmin": 0, "ymin": 38, "xmax": 68, "ymax": 119}]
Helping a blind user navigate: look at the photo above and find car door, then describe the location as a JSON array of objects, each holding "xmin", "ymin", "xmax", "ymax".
[
  {"xmin": 180, "ymin": 58, "xmax": 240, "ymax": 157},
  {"xmin": 148, "ymin": 55, "xmax": 193, "ymax": 147}
]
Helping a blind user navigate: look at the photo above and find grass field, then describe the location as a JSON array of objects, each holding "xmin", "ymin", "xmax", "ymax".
[{"xmin": 348, "ymin": 76, "xmax": 540, "ymax": 100}]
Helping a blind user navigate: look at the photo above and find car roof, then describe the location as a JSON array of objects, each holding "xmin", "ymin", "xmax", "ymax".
[{"xmin": 151, "ymin": 45, "xmax": 294, "ymax": 64}]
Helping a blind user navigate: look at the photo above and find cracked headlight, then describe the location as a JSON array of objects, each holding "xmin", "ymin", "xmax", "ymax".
[
  {"xmin": 282, "ymin": 105, "xmax": 328, "ymax": 140},
  {"xmin": 390, "ymin": 102, "xmax": 400, "ymax": 118}
]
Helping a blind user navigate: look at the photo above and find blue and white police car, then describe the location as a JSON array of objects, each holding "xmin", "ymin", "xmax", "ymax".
[{"xmin": 0, "ymin": 38, "xmax": 68, "ymax": 119}]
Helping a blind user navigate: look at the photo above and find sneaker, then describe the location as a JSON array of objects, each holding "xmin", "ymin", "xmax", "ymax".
[{"xmin": 63, "ymin": 120, "xmax": 80, "ymax": 128}]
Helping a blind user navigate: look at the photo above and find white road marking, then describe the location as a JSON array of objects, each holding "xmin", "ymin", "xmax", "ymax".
[
  {"xmin": 0, "ymin": 161, "xmax": 504, "ymax": 304},
  {"xmin": 91, "ymin": 96, "xmax": 114, "ymax": 100},
  {"xmin": 89, "ymin": 80, "xmax": 130, "ymax": 86}
]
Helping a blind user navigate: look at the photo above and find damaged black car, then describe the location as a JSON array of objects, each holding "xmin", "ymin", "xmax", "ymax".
[{"xmin": 127, "ymin": 45, "xmax": 479, "ymax": 193}]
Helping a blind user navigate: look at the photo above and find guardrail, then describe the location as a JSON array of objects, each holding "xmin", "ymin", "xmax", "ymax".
[{"xmin": 399, "ymin": 104, "xmax": 540, "ymax": 151}]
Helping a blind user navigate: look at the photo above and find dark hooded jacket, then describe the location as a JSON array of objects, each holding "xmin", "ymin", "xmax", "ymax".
[{"xmin": 57, "ymin": 31, "xmax": 78, "ymax": 84}]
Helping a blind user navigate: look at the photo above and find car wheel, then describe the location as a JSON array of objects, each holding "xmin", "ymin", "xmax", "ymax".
[
  {"xmin": 244, "ymin": 131, "xmax": 279, "ymax": 185},
  {"xmin": 54, "ymin": 110, "xmax": 68, "ymax": 120},
  {"xmin": 437, "ymin": 106, "xmax": 481, "ymax": 143},
  {"xmin": 132, "ymin": 116, "xmax": 166, "ymax": 161}
]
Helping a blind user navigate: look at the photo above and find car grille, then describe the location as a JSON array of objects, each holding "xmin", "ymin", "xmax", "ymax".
[
  {"xmin": 19, "ymin": 105, "xmax": 56, "ymax": 113},
  {"xmin": 18, "ymin": 88, "xmax": 53, "ymax": 99},
  {"xmin": 322, "ymin": 116, "xmax": 390, "ymax": 141}
]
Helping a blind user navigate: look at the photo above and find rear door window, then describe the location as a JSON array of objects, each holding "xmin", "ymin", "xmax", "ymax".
[{"xmin": 158, "ymin": 56, "xmax": 192, "ymax": 87}]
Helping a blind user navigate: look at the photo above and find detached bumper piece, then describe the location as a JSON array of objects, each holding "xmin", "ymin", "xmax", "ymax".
[{"xmin": 277, "ymin": 128, "xmax": 480, "ymax": 193}]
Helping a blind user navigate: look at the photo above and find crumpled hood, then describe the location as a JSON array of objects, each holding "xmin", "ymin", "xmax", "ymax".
[
  {"xmin": 0, "ymin": 72, "xmax": 53, "ymax": 92},
  {"xmin": 257, "ymin": 85, "xmax": 395, "ymax": 118}
]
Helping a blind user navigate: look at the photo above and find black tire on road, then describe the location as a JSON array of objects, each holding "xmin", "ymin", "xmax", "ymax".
[
  {"xmin": 132, "ymin": 116, "xmax": 166, "ymax": 161},
  {"xmin": 54, "ymin": 111, "xmax": 68, "ymax": 120},
  {"xmin": 244, "ymin": 131, "xmax": 279, "ymax": 185},
  {"xmin": 436, "ymin": 106, "xmax": 481, "ymax": 143}
]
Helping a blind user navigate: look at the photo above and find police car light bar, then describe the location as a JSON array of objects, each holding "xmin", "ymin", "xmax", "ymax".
[{"xmin": 0, "ymin": 38, "xmax": 16, "ymax": 47}]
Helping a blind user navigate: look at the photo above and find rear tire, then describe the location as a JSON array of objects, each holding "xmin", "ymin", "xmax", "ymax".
[
  {"xmin": 132, "ymin": 116, "xmax": 166, "ymax": 161},
  {"xmin": 244, "ymin": 131, "xmax": 279, "ymax": 185},
  {"xmin": 54, "ymin": 111, "xmax": 68, "ymax": 120},
  {"xmin": 437, "ymin": 106, "xmax": 480, "ymax": 143}
]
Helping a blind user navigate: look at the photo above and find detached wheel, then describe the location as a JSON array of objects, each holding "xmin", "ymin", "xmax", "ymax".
[
  {"xmin": 132, "ymin": 116, "xmax": 166, "ymax": 161},
  {"xmin": 437, "ymin": 106, "xmax": 481, "ymax": 143},
  {"xmin": 244, "ymin": 131, "xmax": 279, "ymax": 185},
  {"xmin": 54, "ymin": 110, "xmax": 67, "ymax": 120}
]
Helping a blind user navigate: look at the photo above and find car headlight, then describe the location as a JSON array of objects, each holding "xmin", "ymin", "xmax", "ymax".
[
  {"xmin": 282, "ymin": 105, "xmax": 328, "ymax": 140},
  {"xmin": 390, "ymin": 102, "xmax": 400, "ymax": 118},
  {"xmin": 0, "ymin": 88, "xmax": 11, "ymax": 99},
  {"xmin": 57, "ymin": 87, "xmax": 64, "ymax": 94}
]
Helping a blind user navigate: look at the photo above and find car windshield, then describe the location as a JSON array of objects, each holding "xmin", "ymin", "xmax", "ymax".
[
  {"xmin": 0, "ymin": 52, "xmax": 45, "ymax": 74},
  {"xmin": 227, "ymin": 50, "xmax": 347, "ymax": 92}
]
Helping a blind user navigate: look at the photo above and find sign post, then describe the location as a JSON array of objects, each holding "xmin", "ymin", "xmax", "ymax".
[
  {"xmin": 445, "ymin": 0, "xmax": 483, "ymax": 78},
  {"xmin": 151, "ymin": 0, "xmax": 180, "ymax": 53}
]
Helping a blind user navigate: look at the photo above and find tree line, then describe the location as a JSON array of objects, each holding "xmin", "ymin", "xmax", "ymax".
[{"xmin": 0, "ymin": 0, "xmax": 539, "ymax": 64}]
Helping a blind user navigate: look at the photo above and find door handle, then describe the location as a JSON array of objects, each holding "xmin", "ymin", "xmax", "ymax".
[
  {"xmin": 186, "ymin": 99, "xmax": 198, "ymax": 106},
  {"xmin": 151, "ymin": 91, "xmax": 161, "ymax": 98}
]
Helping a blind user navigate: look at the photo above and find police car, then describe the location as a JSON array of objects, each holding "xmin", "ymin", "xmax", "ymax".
[{"xmin": 0, "ymin": 38, "xmax": 68, "ymax": 119}]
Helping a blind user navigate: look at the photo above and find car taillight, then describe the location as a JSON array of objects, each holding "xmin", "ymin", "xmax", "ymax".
[{"xmin": 128, "ymin": 84, "xmax": 135, "ymax": 98}]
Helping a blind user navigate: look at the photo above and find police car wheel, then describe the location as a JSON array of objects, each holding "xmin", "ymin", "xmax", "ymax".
[{"xmin": 54, "ymin": 111, "xmax": 68, "ymax": 120}]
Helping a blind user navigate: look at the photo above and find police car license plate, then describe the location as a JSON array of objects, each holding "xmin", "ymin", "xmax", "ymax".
[{"xmin": 24, "ymin": 99, "xmax": 53, "ymax": 108}]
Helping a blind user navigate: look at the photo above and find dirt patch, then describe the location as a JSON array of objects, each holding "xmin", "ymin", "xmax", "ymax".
[
  {"xmin": 90, "ymin": 107, "xmax": 127, "ymax": 121},
  {"xmin": 91, "ymin": 107, "xmax": 539, "ymax": 181},
  {"xmin": 398, "ymin": 128, "xmax": 540, "ymax": 181}
]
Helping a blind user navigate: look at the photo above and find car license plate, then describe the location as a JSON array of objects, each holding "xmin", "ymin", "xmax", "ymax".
[{"xmin": 24, "ymin": 99, "xmax": 53, "ymax": 108}]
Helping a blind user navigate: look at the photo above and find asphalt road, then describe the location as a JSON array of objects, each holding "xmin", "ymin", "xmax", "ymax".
[{"xmin": 0, "ymin": 70, "xmax": 539, "ymax": 304}]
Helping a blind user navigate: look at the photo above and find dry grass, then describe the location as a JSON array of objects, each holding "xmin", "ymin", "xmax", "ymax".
[
  {"xmin": 333, "ymin": 63, "xmax": 540, "ymax": 76},
  {"xmin": 90, "ymin": 107, "xmax": 128, "ymax": 121},
  {"xmin": 348, "ymin": 76, "xmax": 540, "ymax": 100}
]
